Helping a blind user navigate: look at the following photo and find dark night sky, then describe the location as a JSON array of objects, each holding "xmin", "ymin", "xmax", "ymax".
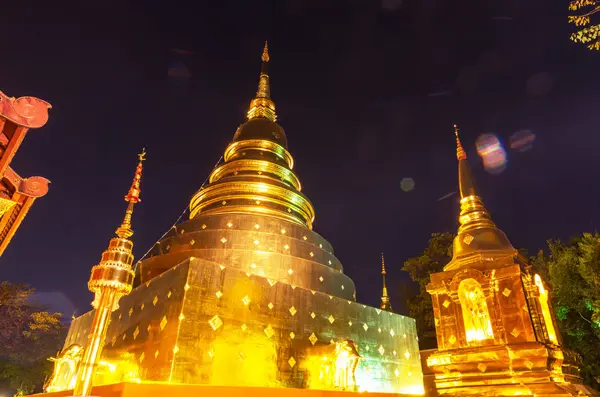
[{"xmin": 0, "ymin": 0, "xmax": 599, "ymax": 317}]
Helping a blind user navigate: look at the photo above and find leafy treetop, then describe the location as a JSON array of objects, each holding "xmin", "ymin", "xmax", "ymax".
[{"xmin": 569, "ymin": 0, "xmax": 600, "ymax": 50}]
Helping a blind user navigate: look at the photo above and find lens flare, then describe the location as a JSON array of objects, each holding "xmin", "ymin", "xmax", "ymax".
[
  {"xmin": 509, "ymin": 129, "xmax": 536, "ymax": 152},
  {"xmin": 400, "ymin": 178, "xmax": 415, "ymax": 192},
  {"xmin": 475, "ymin": 134, "xmax": 507, "ymax": 174}
]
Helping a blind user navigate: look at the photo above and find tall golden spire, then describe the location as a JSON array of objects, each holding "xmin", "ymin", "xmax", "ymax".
[
  {"xmin": 380, "ymin": 253, "xmax": 393, "ymax": 312},
  {"xmin": 189, "ymin": 43, "xmax": 315, "ymax": 229},
  {"xmin": 247, "ymin": 41, "xmax": 277, "ymax": 122},
  {"xmin": 454, "ymin": 125, "xmax": 495, "ymax": 233},
  {"xmin": 447, "ymin": 126, "xmax": 515, "ymax": 270},
  {"xmin": 73, "ymin": 149, "xmax": 146, "ymax": 396}
]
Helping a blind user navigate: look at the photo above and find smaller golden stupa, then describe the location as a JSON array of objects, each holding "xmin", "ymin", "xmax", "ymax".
[{"xmin": 425, "ymin": 126, "xmax": 598, "ymax": 396}]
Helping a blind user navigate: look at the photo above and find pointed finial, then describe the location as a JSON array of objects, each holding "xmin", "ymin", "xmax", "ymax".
[
  {"xmin": 454, "ymin": 124, "xmax": 467, "ymax": 160},
  {"xmin": 247, "ymin": 42, "xmax": 277, "ymax": 121},
  {"xmin": 138, "ymin": 147, "xmax": 147, "ymax": 162},
  {"xmin": 116, "ymin": 149, "xmax": 146, "ymax": 238},
  {"xmin": 262, "ymin": 41, "xmax": 270, "ymax": 63},
  {"xmin": 381, "ymin": 253, "xmax": 386, "ymax": 275}
]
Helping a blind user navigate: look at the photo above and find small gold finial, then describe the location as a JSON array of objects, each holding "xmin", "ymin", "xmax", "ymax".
[
  {"xmin": 262, "ymin": 41, "xmax": 270, "ymax": 63},
  {"xmin": 381, "ymin": 253, "xmax": 386, "ymax": 275},
  {"xmin": 138, "ymin": 147, "xmax": 147, "ymax": 162},
  {"xmin": 454, "ymin": 124, "xmax": 467, "ymax": 160}
]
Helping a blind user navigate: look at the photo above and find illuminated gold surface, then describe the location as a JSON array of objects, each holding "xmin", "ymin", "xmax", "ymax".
[
  {"xmin": 54, "ymin": 46, "xmax": 423, "ymax": 395},
  {"xmin": 424, "ymin": 127, "xmax": 597, "ymax": 396},
  {"xmin": 445, "ymin": 126, "xmax": 515, "ymax": 271},
  {"xmin": 188, "ymin": 46, "xmax": 314, "ymax": 230},
  {"xmin": 45, "ymin": 345, "xmax": 83, "ymax": 393},
  {"xmin": 64, "ymin": 257, "xmax": 423, "ymax": 393},
  {"xmin": 66, "ymin": 151, "xmax": 146, "ymax": 396},
  {"xmin": 247, "ymin": 41, "xmax": 276, "ymax": 122},
  {"xmin": 0, "ymin": 196, "xmax": 16, "ymax": 217},
  {"xmin": 33, "ymin": 382, "xmax": 423, "ymax": 397}
]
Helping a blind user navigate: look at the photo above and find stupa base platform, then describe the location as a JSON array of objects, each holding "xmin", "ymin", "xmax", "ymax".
[{"xmin": 30, "ymin": 383, "xmax": 423, "ymax": 397}]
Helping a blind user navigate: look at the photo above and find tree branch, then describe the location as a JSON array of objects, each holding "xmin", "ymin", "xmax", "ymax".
[
  {"xmin": 578, "ymin": 311, "xmax": 593, "ymax": 324},
  {"xmin": 580, "ymin": 5, "xmax": 600, "ymax": 17}
]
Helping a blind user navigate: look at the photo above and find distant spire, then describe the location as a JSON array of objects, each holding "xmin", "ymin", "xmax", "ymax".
[
  {"xmin": 116, "ymin": 148, "xmax": 146, "ymax": 239},
  {"xmin": 380, "ymin": 253, "xmax": 393, "ymax": 312},
  {"xmin": 247, "ymin": 42, "xmax": 277, "ymax": 122}
]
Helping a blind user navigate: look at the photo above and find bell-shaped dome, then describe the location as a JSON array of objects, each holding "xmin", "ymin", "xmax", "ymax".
[{"xmin": 233, "ymin": 118, "xmax": 288, "ymax": 148}]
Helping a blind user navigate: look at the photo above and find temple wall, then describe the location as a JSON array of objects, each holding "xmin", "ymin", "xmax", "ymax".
[{"xmin": 65, "ymin": 258, "xmax": 423, "ymax": 394}]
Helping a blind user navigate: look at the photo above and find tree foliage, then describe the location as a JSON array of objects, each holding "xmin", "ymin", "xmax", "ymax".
[
  {"xmin": 402, "ymin": 232, "xmax": 454, "ymax": 349},
  {"xmin": 0, "ymin": 282, "xmax": 66, "ymax": 395},
  {"xmin": 534, "ymin": 234, "xmax": 600, "ymax": 387},
  {"xmin": 568, "ymin": 0, "xmax": 600, "ymax": 50}
]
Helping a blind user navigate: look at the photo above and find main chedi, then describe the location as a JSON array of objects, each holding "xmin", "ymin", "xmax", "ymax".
[
  {"xmin": 48, "ymin": 44, "xmax": 423, "ymax": 395},
  {"xmin": 425, "ymin": 126, "xmax": 598, "ymax": 396}
]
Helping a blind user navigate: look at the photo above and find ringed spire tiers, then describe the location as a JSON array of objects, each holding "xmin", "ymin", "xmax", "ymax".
[
  {"xmin": 189, "ymin": 44, "xmax": 315, "ymax": 229},
  {"xmin": 247, "ymin": 41, "xmax": 276, "ymax": 122},
  {"xmin": 380, "ymin": 253, "xmax": 393, "ymax": 312},
  {"xmin": 445, "ymin": 125, "xmax": 515, "ymax": 271}
]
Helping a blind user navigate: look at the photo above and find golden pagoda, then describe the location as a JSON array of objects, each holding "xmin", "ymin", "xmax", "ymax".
[
  {"xmin": 425, "ymin": 125, "xmax": 598, "ymax": 396},
  {"xmin": 380, "ymin": 254, "xmax": 393, "ymax": 312},
  {"xmin": 44, "ymin": 44, "xmax": 424, "ymax": 396}
]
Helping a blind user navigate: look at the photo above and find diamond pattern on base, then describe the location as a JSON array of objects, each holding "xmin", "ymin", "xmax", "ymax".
[
  {"xmin": 463, "ymin": 234, "xmax": 474, "ymax": 245},
  {"xmin": 264, "ymin": 325, "xmax": 274, "ymax": 339},
  {"xmin": 209, "ymin": 315, "xmax": 223, "ymax": 331}
]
